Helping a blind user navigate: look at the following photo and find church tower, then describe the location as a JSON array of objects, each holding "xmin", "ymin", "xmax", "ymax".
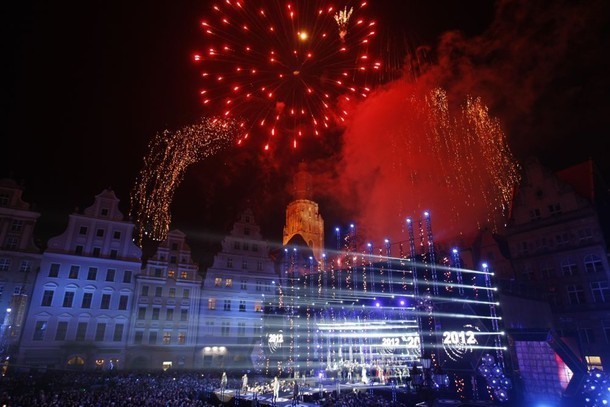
[{"xmin": 283, "ymin": 163, "xmax": 325, "ymax": 262}]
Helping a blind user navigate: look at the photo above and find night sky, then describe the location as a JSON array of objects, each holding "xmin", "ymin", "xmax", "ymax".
[{"xmin": 2, "ymin": 0, "xmax": 609, "ymax": 264}]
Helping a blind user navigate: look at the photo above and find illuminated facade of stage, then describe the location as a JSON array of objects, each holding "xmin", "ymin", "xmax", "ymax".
[{"xmin": 258, "ymin": 212, "xmax": 508, "ymax": 399}]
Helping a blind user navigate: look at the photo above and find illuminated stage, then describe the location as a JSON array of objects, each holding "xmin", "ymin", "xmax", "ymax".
[{"xmin": 258, "ymin": 214, "xmax": 511, "ymax": 403}]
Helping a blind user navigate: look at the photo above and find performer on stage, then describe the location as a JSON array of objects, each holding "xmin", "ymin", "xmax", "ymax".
[{"xmin": 272, "ymin": 376, "xmax": 280, "ymax": 405}]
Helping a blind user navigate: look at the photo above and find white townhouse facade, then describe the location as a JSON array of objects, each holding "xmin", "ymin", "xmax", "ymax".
[{"xmin": 18, "ymin": 188, "xmax": 142, "ymax": 370}]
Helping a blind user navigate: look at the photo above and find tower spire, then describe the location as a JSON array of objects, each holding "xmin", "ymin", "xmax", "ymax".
[{"xmin": 283, "ymin": 163, "xmax": 325, "ymax": 262}]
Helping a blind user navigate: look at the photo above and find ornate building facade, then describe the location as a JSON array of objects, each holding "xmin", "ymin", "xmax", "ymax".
[
  {"xmin": 18, "ymin": 189, "xmax": 142, "ymax": 370},
  {"xmin": 0, "ymin": 178, "xmax": 41, "ymax": 362}
]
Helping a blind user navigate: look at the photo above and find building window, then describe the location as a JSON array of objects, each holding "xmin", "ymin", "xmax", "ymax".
[
  {"xmin": 0, "ymin": 193, "xmax": 9, "ymax": 207},
  {"xmin": 118, "ymin": 295, "xmax": 128, "ymax": 310},
  {"xmin": 208, "ymin": 298, "xmax": 216, "ymax": 310},
  {"xmin": 579, "ymin": 228, "xmax": 593, "ymax": 243},
  {"xmin": 82, "ymin": 293, "xmax": 93, "ymax": 308},
  {"xmin": 234, "ymin": 241, "xmax": 240, "ymax": 250},
  {"xmin": 113, "ymin": 324, "xmax": 124, "ymax": 341},
  {"xmin": 41, "ymin": 290, "xmax": 54, "ymax": 306},
  {"xmin": 138, "ymin": 307, "xmax": 146, "ymax": 320},
  {"xmin": 243, "ymin": 242, "xmax": 249, "ymax": 251},
  {"xmin": 241, "ymin": 259, "xmax": 248, "ymax": 270},
  {"xmin": 95, "ymin": 323, "xmax": 106, "ymax": 341},
  {"xmin": 215, "ymin": 278, "xmax": 222, "ymax": 287},
  {"xmin": 106, "ymin": 269, "xmax": 115, "ymax": 282},
  {"xmin": 237, "ymin": 322, "xmax": 246, "ymax": 336},
  {"xmin": 224, "ymin": 299, "xmax": 231, "ymax": 311},
  {"xmin": 170, "ymin": 256, "xmax": 177, "ymax": 264},
  {"xmin": 254, "ymin": 302, "xmax": 263, "ymax": 312},
  {"xmin": 257, "ymin": 261, "xmax": 263, "ymax": 271},
  {"xmin": 178, "ymin": 332, "xmax": 186, "ymax": 345},
  {"xmin": 134, "ymin": 331, "xmax": 143, "ymax": 344},
  {"xmin": 180, "ymin": 271, "xmax": 188, "ymax": 279},
  {"xmin": 49, "ymin": 263, "xmax": 60, "ymax": 277},
  {"xmin": 19, "ymin": 260, "xmax": 31, "ymax": 273},
  {"xmin": 62, "ymin": 292, "xmax": 74, "ymax": 308},
  {"xmin": 153, "ymin": 268, "xmax": 162, "ymax": 278},
  {"xmin": 205, "ymin": 320, "xmax": 214, "ymax": 335},
  {"xmin": 96, "ymin": 228, "xmax": 104, "ymax": 237},
  {"xmin": 244, "ymin": 227, "xmax": 250, "ymax": 236},
  {"xmin": 33, "ymin": 321, "xmax": 47, "ymax": 341},
  {"xmin": 101, "ymin": 208, "xmax": 109, "ymax": 216},
  {"xmin": 225, "ymin": 278, "xmax": 233, "ymax": 288},
  {"xmin": 0, "ymin": 258, "xmax": 9, "ymax": 272},
  {"xmin": 548, "ymin": 203, "xmax": 562, "ymax": 216},
  {"xmin": 163, "ymin": 332, "xmax": 171, "ymax": 345},
  {"xmin": 227, "ymin": 257, "xmax": 233, "ymax": 268},
  {"xmin": 183, "ymin": 289, "xmax": 190, "ymax": 299},
  {"xmin": 166, "ymin": 308, "xmax": 174, "ymax": 321},
  {"xmin": 155, "ymin": 287, "xmax": 162, "ymax": 297},
  {"xmin": 239, "ymin": 300, "xmax": 246, "ymax": 312},
  {"xmin": 168, "ymin": 270, "xmax": 175, "ymax": 278},
  {"xmin": 79, "ymin": 225, "xmax": 88, "ymax": 235},
  {"xmin": 586, "ymin": 355, "xmax": 603, "ymax": 370},
  {"xmin": 180, "ymin": 309, "xmax": 188, "ymax": 321},
  {"xmin": 75, "ymin": 245, "xmax": 83, "ymax": 255},
  {"xmin": 55, "ymin": 321, "xmax": 68, "ymax": 341},
  {"xmin": 540, "ymin": 263, "xmax": 555, "ymax": 279},
  {"xmin": 149, "ymin": 331, "xmax": 157, "ymax": 345},
  {"xmin": 123, "ymin": 270, "xmax": 132, "ymax": 283},
  {"xmin": 141, "ymin": 285, "xmax": 149, "ymax": 296},
  {"xmin": 11, "ymin": 219, "xmax": 24, "ymax": 232},
  {"xmin": 169, "ymin": 288, "xmax": 176, "ymax": 298},
  {"xmin": 221, "ymin": 321, "xmax": 230, "ymax": 336},
  {"xmin": 561, "ymin": 259, "xmax": 579, "ymax": 277},
  {"xmin": 69, "ymin": 265, "xmax": 79, "ymax": 279},
  {"xmin": 87, "ymin": 267, "xmax": 97, "ymax": 280},
  {"xmin": 256, "ymin": 280, "xmax": 262, "ymax": 292},
  {"xmin": 171, "ymin": 242, "xmax": 178, "ymax": 250},
  {"xmin": 4, "ymin": 236, "xmax": 18, "ymax": 250},
  {"xmin": 241, "ymin": 279, "xmax": 247, "ymax": 290},
  {"xmin": 584, "ymin": 254, "xmax": 604, "ymax": 274},
  {"xmin": 556, "ymin": 233, "xmax": 570, "ymax": 247},
  {"xmin": 529, "ymin": 209, "xmax": 541, "ymax": 221},
  {"xmin": 76, "ymin": 322, "xmax": 87, "ymax": 341},
  {"xmin": 113, "ymin": 230, "xmax": 121, "ymax": 239},
  {"xmin": 591, "ymin": 281, "xmax": 609, "ymax": 303},
  {"xmin": 152, "ymin": 308, "xmax": 160, "ymax": 320},
  {"xmin": 109, "ymin": 249, "xmax": 117, "ymax": 259},
  {"xmin": 567, "ymin": 284, "xmax": 586, "ymax": 305},
  {"xmin": 100, "ymin": 293, "xmax": 111, "ymax": 309}
]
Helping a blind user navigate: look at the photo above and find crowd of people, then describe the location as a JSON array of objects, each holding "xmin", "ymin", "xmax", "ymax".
[
  {"xmin": 0, "ymin": 371, "xmax": 219, "ymax": 406},
  {"xmin": 0, "ymin": 369, "xmax": 425, "ymax": 406}
]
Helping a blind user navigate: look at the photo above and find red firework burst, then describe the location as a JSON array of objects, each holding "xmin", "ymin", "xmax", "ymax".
[{"xmin": 193, "ymin": 0, "xmax": 380, "ymax": 152}]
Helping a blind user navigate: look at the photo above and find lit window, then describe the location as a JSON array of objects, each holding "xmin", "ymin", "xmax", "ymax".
[
  {"xmin": 215, "ymin": 277, "xmax": 222, "ymax": 287},
  {"xmin": 208, "ymin": 298, "xmax": 216, "ymax": 310},
  {"xmin": 180, "ymin": 271, "xmax": 188, "ymax": 279},
  {"xmin": 178, "ymin": 332, "xmax": 186, "ymax": 344},
  {"xmin": 584, "ymin": 254, "xmax": 604, "ymax": 274},
  {"xmin": 225, "ymin": 278, "xmax": 233, "ymax": 288},
  {"xmin": 163, "ymin": 332, "xmax": 171, "ymax": 345}
]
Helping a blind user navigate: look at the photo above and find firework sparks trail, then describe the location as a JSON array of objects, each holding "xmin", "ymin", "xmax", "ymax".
[
  {"xmin": 130, "ymin": 117, "xmax": 239, "ymax": 247},
  {"xmin": 193, "ymin": 0, "xmax": 380, "ymax": 152},
  {"xmin": 339, "ymin": 86, "xmax": 520, "ymax": 243}
]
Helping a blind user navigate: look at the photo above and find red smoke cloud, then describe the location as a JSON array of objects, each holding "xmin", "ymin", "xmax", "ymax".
[{"xmin": 301, "ymin": 0, "xmax": 610, "ymax": 250}]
